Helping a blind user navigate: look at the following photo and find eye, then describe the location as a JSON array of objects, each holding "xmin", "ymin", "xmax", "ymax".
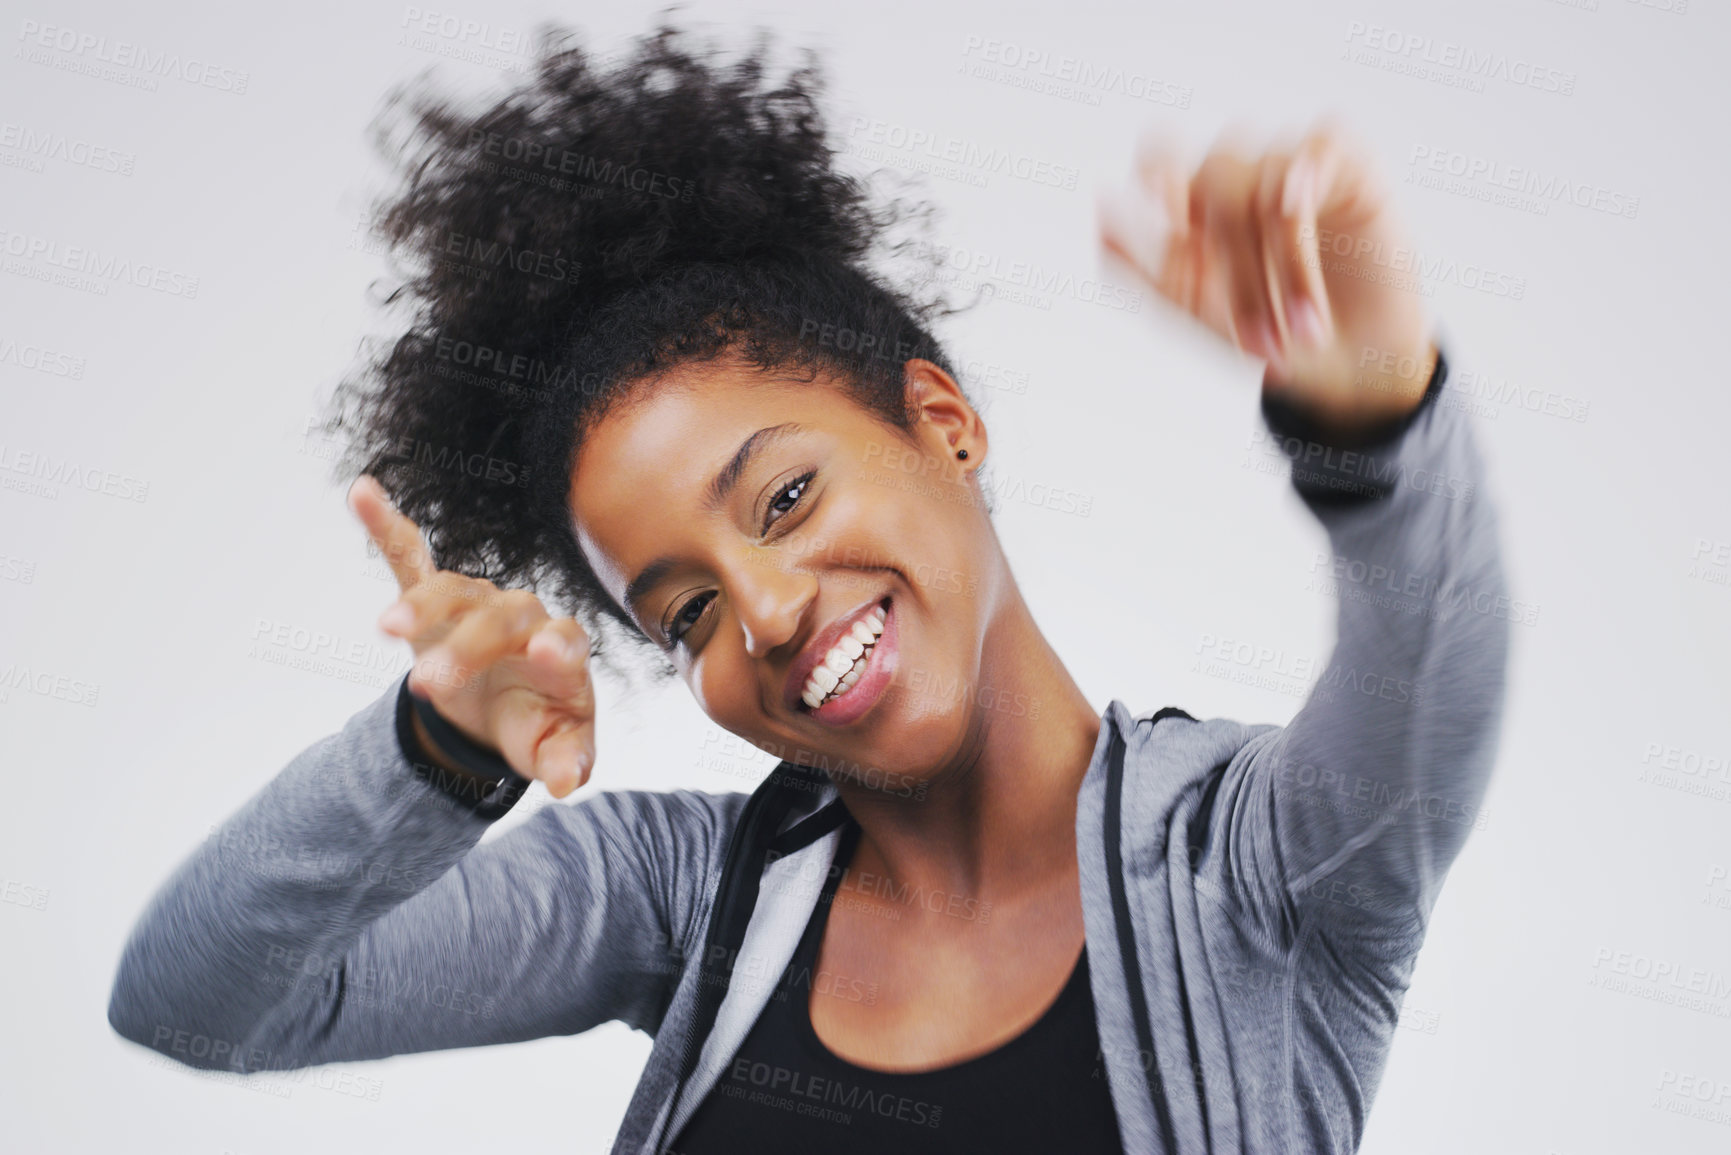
[
  {"xmin": 666, "ymin": 590, "xmax": 715, "ymax": 647},
  {"xmin": 762, "ymin": 470, "xmax": 816, "ymax": 535},
  {"xmin": 665, "ymin": 469, "xmax": 817, "ymax": 650}
]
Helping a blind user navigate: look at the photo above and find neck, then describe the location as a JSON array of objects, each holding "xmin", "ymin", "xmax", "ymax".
[{"xmin": 829, "ymin": 582, "xmax": 1103, "ymax": 907}]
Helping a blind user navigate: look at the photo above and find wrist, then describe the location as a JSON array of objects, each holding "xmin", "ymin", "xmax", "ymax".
[
  {"xmin": 1263, "ymin": 338, "xmax": 1440, "ymax": 449},
  {"xmin": 392, "ymin": 676, "xmax": 531, "ymax": 818},
  {"xmin": 409, "ymin": 708, "xmax": 503, "ymax": 790}
]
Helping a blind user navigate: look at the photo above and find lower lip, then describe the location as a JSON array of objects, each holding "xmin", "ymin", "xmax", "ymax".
[{"xmin": 805, "ymin": 597, "xmax": 897, "ymax": 726}]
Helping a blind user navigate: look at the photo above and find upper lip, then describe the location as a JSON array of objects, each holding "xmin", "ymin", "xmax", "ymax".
[{"xmin": 783, "ymin": 595, "xmax": 888, "ymax": 711}]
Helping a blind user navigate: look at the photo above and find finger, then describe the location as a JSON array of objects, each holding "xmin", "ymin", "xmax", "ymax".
[
  {"xmin": 1191, "ymin": 146, "xmax": 1270, "ymax": 357},
  {"xmin": 1296, "ymin": 115, "xmax": 1386, "ymax": 226},
  {"xmin": 1133, "ymin": 126, "xmax": 1191, "ymax": 216},
  {"xmin": 418, "ymin": 587, "xmax": 549, "ymax": 687},
  {"xmin": 1098, "ymin": 188, "xmax": 1177, "ymax": 296},
  {"xmin": 1150, "ymin": 136, "xmax": 1207, "ymax": 316},
  {"xmin": 1280, "ymin": 134, "xmax": 1340, "ymax": 346},
  {"xmin": 1098, "ymin": 132, "xmax": 1197, "ymax": 308},
  {"xmin": 1262, "ymin": 145, "xmax": 1329, "ymax": 353},
  {"xmin": 494, "ymin": 702, "xmax": 596, "ymax": 797},
  {"xmin": 1284, "ymin": 119, "xmax": 1386, "ymax": 338},
  {"xmin": 1192, "ymin": 211, "xmax": 1238, "ymax": 346},
  {"xmin": 379, "ymin": 570, "xmax": 498, "ymax": 649},
  {"xmin": 522, "ymin": 618, "xmax": 597, "ymax": 709},
  {"xmin": 1254, "ymin": 149, "xmax": 1299, "ymax": 368},
  {"xmin": 537, "ymin": 718, "xmax": 596, "ymax": 797},
  {"xmin": 1097, "ymin": 132, "xmax": 1189, "ymax": 286},
  {"xmin": 348, "ymin": 475, "xmax": 436, "ymax": 594}
]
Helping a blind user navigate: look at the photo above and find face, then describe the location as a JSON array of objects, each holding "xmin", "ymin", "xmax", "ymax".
[{"xmin": 570, "ymin": 356, "xmax": 1005, "ymax": 789}]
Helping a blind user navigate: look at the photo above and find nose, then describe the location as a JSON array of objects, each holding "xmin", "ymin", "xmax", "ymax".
[{"xmin": 732, "ymin": 548, "xmax": 817, "ymax": 659}]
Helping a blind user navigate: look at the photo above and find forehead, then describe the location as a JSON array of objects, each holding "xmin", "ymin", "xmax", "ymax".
[{"xmin": 567, "ymin": 360, "xmax": 866, "ymax": 606}]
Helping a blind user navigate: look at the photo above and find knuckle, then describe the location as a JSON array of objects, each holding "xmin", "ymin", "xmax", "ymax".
[
  {"xmin": 503, "ymin": 588, "xmax": 546, "ymax": 623},
  {"xmin": 452, "ymin": 573, "xmax": 492, "ymax": 600},
  {"xmin": 400, "ymin": 584, "xmax": 442, "ymax": 617},
  {"xmin": 421, "ymin": 571, "xmax": 463, "ymax": 602}
]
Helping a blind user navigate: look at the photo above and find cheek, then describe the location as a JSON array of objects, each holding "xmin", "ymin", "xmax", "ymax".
[
  {"xmin": 856, "ymin": 435, "xmax": 964, "ymax": 491},
  {"xmin": 845, "ymin": 461, "xmax": 981, "ymax": 592},
  {"xmin": 687, "ymin": 654, "xmax": 724, "ymax": 718},
  {"xmin": 689, "ymin": 648, "xmax": 760, "ymax": 729},
  {"xmin": 841, "ymin": 446, "xmax": 969, "ymax": 541}
]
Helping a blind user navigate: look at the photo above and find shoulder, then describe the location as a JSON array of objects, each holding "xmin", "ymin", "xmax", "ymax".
[
  {"xmin": 1119, "ymin": 702, "xmax": 1280, "ymax": 768},
  {"xmin": 1110, "ymin": 702, "xmax": 1284, "ymax": 843}
]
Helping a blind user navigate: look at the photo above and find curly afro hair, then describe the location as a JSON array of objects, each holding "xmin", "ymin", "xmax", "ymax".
[{"xmin": 321, "ymin": 19, "xmax": 974, "ymax": 685}]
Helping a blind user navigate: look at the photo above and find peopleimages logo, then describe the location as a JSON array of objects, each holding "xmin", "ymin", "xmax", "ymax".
[
  {"xmin": 958, "ymin": 36, "xmax": 1194, "ymax": 108},
  {"xmin": 385, "ymin": 434, "xmax": 531, "ymax": 488},
  {"xmin": 15, "ymin": 20, "xmax": 250, "ymax": 93},
  {"xmin": 0, "ymin": 335, "xmax": 86, "ymax": 378},
  {"xmin": 722, "ymin": 1057, "xmax": 944, "ymax": 1128},
  {"xmin": 1298, "ymin": 224, "xmax": 1526, "ymax": 300},
  {"xmin": 1341, "ymin": 21, "xmax": 1576, "ymax": 96},
  {"xmin": 0, "ymin": 228, "xmax": 199, "ymax": 298},
  {"xmin": 846, "ymin": 118, "xmax": 1081, "ymax": 190},
  {"xmin": 912, "ymin": 241, "xmax": 1141, "ymax": 312},
  {"xmin": 1406, "ymin": 145, "xmax": 1639, "ymax": 220},
  {"xmin": 0, "ymin": 443, "xmax": 149, "ymax": 501},
  {"xmin": 0, "ymin": 122, "xmax": 136, "ymax": 175}
]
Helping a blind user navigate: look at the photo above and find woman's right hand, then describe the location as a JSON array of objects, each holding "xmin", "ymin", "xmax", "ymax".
[{"xmin": 347, "ymin": 474, "xmax": 597, "ymax": 798}]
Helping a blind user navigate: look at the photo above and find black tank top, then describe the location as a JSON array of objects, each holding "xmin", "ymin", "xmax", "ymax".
[{"xmin": 669, "ymin": 820, "xmax": 1125, "ymax": 1154}]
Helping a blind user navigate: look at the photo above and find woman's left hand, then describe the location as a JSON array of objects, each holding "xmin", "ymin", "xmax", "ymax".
[{"xmin": 1099, "ymin": 118, "xmax": 1437, "ymax": 442}]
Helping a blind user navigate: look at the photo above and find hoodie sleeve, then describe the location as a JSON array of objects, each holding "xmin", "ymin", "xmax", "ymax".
[
  {"xmin": 1200, "ymin": 343, "xmax": 1512, "ymax": 942},
  {"xmin": 106, "ymin": 672, "xmax": 746, "ymax": 1072}
]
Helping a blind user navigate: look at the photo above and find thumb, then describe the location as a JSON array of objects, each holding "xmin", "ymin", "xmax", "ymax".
[{"xmin": 533, "ymin": 720, "xmax": 595, "ymax": 798}]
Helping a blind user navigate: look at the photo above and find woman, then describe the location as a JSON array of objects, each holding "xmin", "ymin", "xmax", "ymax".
[{"xmin": 108, "ymin": 22, "xmax": 1509, "ymax": 1155}]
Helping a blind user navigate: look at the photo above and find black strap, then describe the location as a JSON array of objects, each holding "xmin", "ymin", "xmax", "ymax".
[
  {"xmin": 661, "ymin": 763, "xmax": 846, "ymax": 1152},
  {"xmin": 1104, "ymin": 721, "xmax": 1177, "ymax": 1150},
  {"xmin": 1261, "ymin": 343, "xmax": 1449, "ymax": 453},
  {"xmin": 767, "ymin": 798, "xmax": 854, "ymax": 855},
  {"xmin": 1261, "ymin": 344, "xmax": 1451, "ymax": 508},
  {"xmin": 1106, "ymin": 706, "xmax": 1198, "ymax": 1150},
  {"xmin": 393, "ymin": 675, "xmax": 530, "ymax": 820}
]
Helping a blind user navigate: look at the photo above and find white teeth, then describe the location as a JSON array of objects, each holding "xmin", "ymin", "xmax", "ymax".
[{"xmin": 803, "ymin": 602, "xmax": 889, "ymax": 709}]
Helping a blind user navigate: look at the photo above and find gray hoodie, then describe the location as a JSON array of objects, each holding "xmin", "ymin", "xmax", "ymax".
[{"xmin": 108, "ymin": 344, "xmax": 1509, "ymax": 1153}]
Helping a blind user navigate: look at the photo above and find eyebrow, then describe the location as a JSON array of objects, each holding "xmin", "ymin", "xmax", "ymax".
[{"xmin": 622, "ymin": 421, "xmax": 807, "ymax": 624}]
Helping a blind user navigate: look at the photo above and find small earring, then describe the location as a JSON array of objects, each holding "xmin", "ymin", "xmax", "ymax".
[{"xmin": 956, "ymin": 449, "xmax": 969, "ymax": 460}]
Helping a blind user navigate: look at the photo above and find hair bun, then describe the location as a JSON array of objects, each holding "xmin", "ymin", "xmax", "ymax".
[{"xmin": 371, "ymin": 24, "xmax": 891, "ymax": 315}]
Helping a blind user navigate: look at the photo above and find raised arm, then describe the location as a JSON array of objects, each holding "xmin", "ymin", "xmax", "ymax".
[
  {"xmin": 1223, "ymin": 344, "xmax": 1509, "ymax": 937},
  {"xmin": 107, "ymin": 674, "xmax": 743, "ymax": 1070},
  {"xmin": 1101, "ymin": 121, "xmax": 1511, "ymax": 938}
]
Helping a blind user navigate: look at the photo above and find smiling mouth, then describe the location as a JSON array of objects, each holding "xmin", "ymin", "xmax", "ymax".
[{"xmin": 800, "ymin": 598, "xmax": 889, "ymax": 710}]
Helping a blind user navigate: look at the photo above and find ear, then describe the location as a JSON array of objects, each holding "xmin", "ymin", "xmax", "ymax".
[{"xmin": 902, "ymin": 358, "xmax": 988, "ymax": 466}]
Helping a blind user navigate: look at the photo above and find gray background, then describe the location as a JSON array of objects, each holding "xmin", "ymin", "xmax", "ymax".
[{"xmin": 2, "ymin": 0, "xmax": 1727, "ymax": 1151}]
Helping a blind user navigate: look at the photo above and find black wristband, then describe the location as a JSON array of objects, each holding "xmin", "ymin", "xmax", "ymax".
[
  {"xmin": 392, "ymin": 675, "xmax": 531, "ymax": 820},
  {"xmin": 1257, "ymin": 344, "xmax": 1451, "ymax": 506},
  {"xmin": 1260, "ymin": 342, "xmax": 1449, "ymax": 453}
]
